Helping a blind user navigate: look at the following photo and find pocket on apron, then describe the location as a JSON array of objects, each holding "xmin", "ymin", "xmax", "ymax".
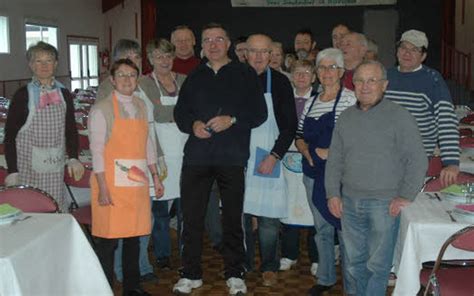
[
  {"xmin": 31, "ymin": 146, "xmax": 64, "ymax": 173},
  {"xmin": 114, "ymin": 159, "xmax": 148, "ymax": 187}
]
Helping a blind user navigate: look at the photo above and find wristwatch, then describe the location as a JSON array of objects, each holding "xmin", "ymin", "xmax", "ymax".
[{"xmin": 230, "ymin": 116, "xmax": 237, "ymax": 125}]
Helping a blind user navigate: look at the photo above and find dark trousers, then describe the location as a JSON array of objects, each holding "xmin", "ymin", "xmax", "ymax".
[
  {"xmin": 180, "ymin": 165, "xmax": 246, "ymax": 279},
  {"xmin": 95, "ymin": 236, "xmax": 140, "ymax": 292},
  {"xmin": 281, "ymin": 224, "xmax": 319, "ymax": 263}
]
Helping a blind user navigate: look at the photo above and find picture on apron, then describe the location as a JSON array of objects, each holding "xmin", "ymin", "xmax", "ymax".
[{"xmin": 114, "ymin": 159, "xmax": 148, "ymax": 186}]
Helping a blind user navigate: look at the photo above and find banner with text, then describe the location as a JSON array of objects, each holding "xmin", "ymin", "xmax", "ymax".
[{"xmin": 231, "ymin": 0, "xmax": 396, "ymax": 7}]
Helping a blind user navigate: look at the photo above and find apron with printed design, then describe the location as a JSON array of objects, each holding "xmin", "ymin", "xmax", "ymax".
[
  {"xmin": 17, "ymin": 85, "xmax": 67, "ymax": 212},
  {"xmin": 90, "ymin": 94, "xmax": 151, "ymax": 238},
  {"xmin": 244, "ymin": 68, "xmax": 288, "ymax": 218}
]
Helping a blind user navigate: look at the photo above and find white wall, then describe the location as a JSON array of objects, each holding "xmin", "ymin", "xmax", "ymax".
[
  {"xmin": 455, "ymin": 0, "xmax": 474, "ymax": 91},
  {"xmin": 0, "ymin": 0, "xmax": 103, "ymax": 83}
]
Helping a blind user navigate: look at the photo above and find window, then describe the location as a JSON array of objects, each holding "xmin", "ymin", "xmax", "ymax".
[
  {"xmin": 25, "ymin": 23, "xmax": 58, "ymax": 49},
  {"xmin": 0, "ymin": 16, "xmax": 9, "ymax": 53},
  {"xmin": 68, "ymin": 37, "xmax": 99, "ymax": 91}
]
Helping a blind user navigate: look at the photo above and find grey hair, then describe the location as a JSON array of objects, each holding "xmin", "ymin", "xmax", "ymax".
[
  {"xmin": 353, "ymin": 32, "xmax": 368, "ymax": 48},
  {"xmin": 354, "ymin": 60, "xmax": 387, "ymax": 80},
  {"xmin": 316, "ymin": 48, "xmax": 344, "ymax": 68},
  {"xmin": 146, "ymin": 38, "xmax": 175, "ymax": 64},
  {"xmin": 112, "ymin": 39, "xmax": 141, "ymax": 62},
  {"xmin": 367, "ymin": 38, "xmax": 378, "ymax": 55},
  {"xmin": 26, "ymin": 41, "xmax": 58, "ymax": 63}
]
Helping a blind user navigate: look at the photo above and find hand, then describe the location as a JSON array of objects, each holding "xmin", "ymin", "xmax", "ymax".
[
  {"xmin": 389, "ymin": 197, "xmax": 411, "ymax": 217},
  {"xmin": 67, "ymin": 158, "xmax": 85, "ymax": 181},
  {"xmin": 439, "ymin": 165, "xmax": 459, "ymax": 188},
  {"xmin": 258, "ymin": 154, "xmax": 278, "ymax": 175},
  {"xmin": 5, "ymin": 173, "xmax": 19, "ymax": 186},
  {"xmin": 295, "ymin": 139, "xmax": 313, "ymax": 167},
  {"xmin": 302, "ymin": 150, "xmax": 314, "ymax": 167},
  {"xmin": 206, "ymin": 115, "xmax": 233, "ymax": 133},
  {"xmin": 98, "ymin": 184, "xmax": 113, "ymax": 206},
  {"xmin": 157, "ymin": 156, "xmax": 167, "ymax": 181},
  {"xmin": 193, "ymin": 120, "xmax": 212, "ymax": 139},
  {"xmin": 328, "ymin": 197, "xmax": 343, "ymax": 218},
  {"xmin": 153, "ymin": 175, "xmax": 164, "ymax": 198},
  {"xmin": 315, "ymin": 148, "xmax": 329, "ymax": 160}
]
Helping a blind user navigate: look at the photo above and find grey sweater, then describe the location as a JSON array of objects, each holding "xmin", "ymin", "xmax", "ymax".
[{"xmin": 325, "ymin": 98, "xmax": 428, "ymax": 201}]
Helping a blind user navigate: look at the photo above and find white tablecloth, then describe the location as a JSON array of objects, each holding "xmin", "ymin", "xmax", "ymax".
[
  {"xmin": 392, "ymin": 193, "xmax": 474, "ymax": 295},
  {"xmin": 0, "ymin": 213, "xmax": 112, "ymax": 296}
]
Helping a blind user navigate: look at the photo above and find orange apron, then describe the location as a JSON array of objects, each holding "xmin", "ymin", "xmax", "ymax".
[{"xmin": 91, "ymin": 94, "xmax": 151, "ymax": 238}]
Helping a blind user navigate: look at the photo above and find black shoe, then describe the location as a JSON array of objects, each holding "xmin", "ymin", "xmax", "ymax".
[
  {"xmin": 156, "ymin": 257, "xmax": 171, "ymax": 270},
  {"xmin": 139, "ymin": 272, "xmax": 158, "ymax": 283},
  {"xmin": 123, "ymin": 287, "xmax": 151, "ymax": 296},
  {"xmin": 212, "ymin": 243, "xmax": 224, "ymax": 254},
  {"xmin": 308, "ymin": 284, "xmax": 334, "ymax": 296}
]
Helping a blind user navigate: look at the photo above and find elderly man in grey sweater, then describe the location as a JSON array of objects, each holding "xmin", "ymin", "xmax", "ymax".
[{"xmin": 325, "ymin": 61, "xmax": 427, "ymax": 296}]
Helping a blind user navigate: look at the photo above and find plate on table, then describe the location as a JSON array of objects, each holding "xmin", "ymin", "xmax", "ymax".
[
  {"xmin": 442, "ymin": 193, "xmax": 468, "ymax": 203},
  {"xmin": 453, "ymin": 204, "xmax": 474, "ymax": 223}
]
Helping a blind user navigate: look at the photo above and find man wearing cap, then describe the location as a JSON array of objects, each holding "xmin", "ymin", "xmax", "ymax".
[{"xmin": 385, "ymin": 29, "xmax": 459, "ymax": 187}]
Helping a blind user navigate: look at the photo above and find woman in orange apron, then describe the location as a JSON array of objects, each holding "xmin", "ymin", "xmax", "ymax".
[{"xmin": 88, "ymin": 59, "xmax": 164, "ymax": 296}]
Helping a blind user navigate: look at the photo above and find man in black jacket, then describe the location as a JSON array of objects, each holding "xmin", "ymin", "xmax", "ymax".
[{"xmin": 173, "ymin": 23, "xmax": 267, "ymax": 295}]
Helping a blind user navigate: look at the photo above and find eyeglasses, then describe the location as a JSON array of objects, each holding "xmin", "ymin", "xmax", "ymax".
[
  {"xmin": 353, "ymin": 77, "xmax": 386, "ymax": 87},
  {"xmin": 115, "ymin": 72, "xmax": 138, "ymax": 79},
  {"xmin": 316, "ymin": 64, "xmax": 340, "ymax": 72},
  {"xmin": 202, "ymin": 37, "xmax": 226, "ymax": 45},
  {"xmin": 247, "ymin": 48, "xmax": 272, "ymax": 55},
  {"xmin": 235, "ymin": 48, "xmax": 247, "ymax": 53},
  {"xmin": 152, "ymin": 53, "xmax": 174, "ymax": 60},
  {"xmin": 34, "ymin": 59, "xmax": 55, "ymax": 65},
  {"xmin": 293, "ymin": 70, "xmax": 313, "ymax": 77},
  {"xmin": 398, "ymin": 44, "xmax": 423, "ymax": 54}
]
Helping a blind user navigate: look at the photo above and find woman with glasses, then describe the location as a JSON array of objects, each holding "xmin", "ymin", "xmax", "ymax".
[
  {"xmin": 89, "ymin": 58, "xmax": 164, "ymax": 296},
  {"xmin": 4, "ymin": 41, "xmax": 84, "ymax": 212},
  {"xmin": 295, "ymin": 48, "xmax": 356, "ymax": 295},
  {"xmin": 141, "ymin": 38, "xmax": 188, "ymax": 269}
]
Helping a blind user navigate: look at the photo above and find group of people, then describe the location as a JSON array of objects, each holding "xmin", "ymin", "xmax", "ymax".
[{"xmin": 3, "ymin": 20, "xmax": 460, "ymax": 296}]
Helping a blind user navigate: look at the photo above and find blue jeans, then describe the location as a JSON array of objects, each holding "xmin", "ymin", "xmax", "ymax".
[
  {"xmin": 303, "ymin": 176, "xmax": 353, "ymax": 292},
  {"xmin": 151, "ymin": 199, "xmax": 182, "ymax": 259},
  {"xmin": 342, "ymin": 197, "xmax": 400, "ymax": 296},
  {"xmin": 280, "ymin": 224, "xmax": 318, "ymax": 263},
  {"xmin": 114, "ymin": 235, "xmax": 154, "ymax": 281},
  {"xmin": 205, "ymin": 182, "xmax": 222, "ymax": 248},
  {"xmin": 244, "ymin": 214, "xmax": 280, "ymax": 272}
]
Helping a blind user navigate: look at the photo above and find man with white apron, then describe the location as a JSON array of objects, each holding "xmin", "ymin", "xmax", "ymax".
[{"xmin": 243, "ymin": 34, "xmax": 297, "ymax": 287}]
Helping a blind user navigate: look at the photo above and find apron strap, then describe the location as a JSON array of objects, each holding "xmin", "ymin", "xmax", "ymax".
[
  {"xmin": 265, "ymin": 67, "xmax": 272, "ymax": 94},
  {"xmin": 112, "ymin": 92, "xmax": 121, "ymax": 119},
  {"xmin": 329, "ymin": 87, "xmax": 344, "ymax": 122}
]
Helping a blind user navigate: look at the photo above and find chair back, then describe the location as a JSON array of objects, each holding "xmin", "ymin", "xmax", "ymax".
[
  {"xmin": 427, "ymin": 156, "xmax": 443, "ymax": 177},
  {"xmin": 423, "ymin": 171, "xmax": 474, "ymax": 192},
  {"xmin": 64, "ymin": 166, "xmax": 92, "ymax": 188},
  {"xmin": 0, "ymin": 166, "xmax": 7, "ymax": 186},
  {"xmin": 0, "ymin": 185, "xmax": 59, "ymax": 213},
  {"xmin": 452, "ymin": 227, "xmax": 474, "ymax": 251}
]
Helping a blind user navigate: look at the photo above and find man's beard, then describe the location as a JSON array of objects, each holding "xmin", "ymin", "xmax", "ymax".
[{"xmin": 296, "ymin": 49, "xmax": 309, "ymax": 60}]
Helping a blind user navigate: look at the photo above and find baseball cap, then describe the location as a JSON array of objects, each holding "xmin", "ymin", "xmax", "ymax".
[{"xmin": 399, "ymin": 30, "xmax": 428, "ymax": 49}]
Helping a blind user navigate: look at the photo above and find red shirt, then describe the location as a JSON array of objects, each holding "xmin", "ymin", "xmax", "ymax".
[
  {"xmin": 342, "ymin": 69, "xmax": 355, "ymax": 91},
  {"xmin": 172, "ymin": 56, "xmax": 201, "ymax": 75}
]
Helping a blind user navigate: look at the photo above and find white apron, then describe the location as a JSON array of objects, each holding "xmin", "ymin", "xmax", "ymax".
[
  {"xmin": 280, "ymin": 141, "xmax": 314, "ymax": 226},
  {"xmin": 151, "ymin": 73, "xmax": 188, "ymax": 200},
  {"xmin": 244, "ymin": 68, "xmax": 288, "ymax": 218}
]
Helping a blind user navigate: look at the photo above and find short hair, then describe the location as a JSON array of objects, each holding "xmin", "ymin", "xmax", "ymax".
[
  {"xmin": 295, "ymin": 28, "xmax": 314, "ymax": 42},
  {"xmin": 146, "ymin": 38, "xmax": 175, "ymax": 63},
  {"xmin": 247, "ymin": 34, "xmax": 273, "ymax": 47},
  {"xmin": 333, "ymin": 24, "xmax": 350, "ymax": 33},
  {"xmin": 271, "ymin": 42, "xmax": 284, "ymax": 53},
  {"xmin": 354, "ymin": 60, "xmax": 387, "ymax": 80},
  {"xmin": 201, "ymin": 22, "xmax": 230, "ymax": 40},
  {"xmin": 290, "ymin": 59, "xmax": 315, "ymax": 74},
  {"xmin": 26, "ymin": 41, "xmax": 58, "ymax": 63},
  {"xmin": 112, "ymin": 39, "xmax": 141, "ymax": 62},
  {"xmin": 316, "ymin": 48, "xmax": 345, "ymax": 68},
  {"xmin": 171, "ymin": 25, "xmax": 195, "ymax": 40},
  {"xmin": 349, "ymin": 32, "xmax": 368, "ymax": 48},
  {"xmin": 367, "ymin": 38, "xmax": 378, "ymax": 55},
  {"xmin": 110, "ymin": 58, "xmax": 140, "ymax": 77},
  {"xmin": 235, "ymin": 36, "xmax": 248, "ymax": 45}
]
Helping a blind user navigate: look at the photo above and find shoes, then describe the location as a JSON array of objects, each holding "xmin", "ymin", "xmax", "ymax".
[
  {"xmin": 279, "ymin": 258, "xmax": 297, "ymax": 271},
  {"xmin": 262, "ymin": 271, "xmax": 278, "ymax": 287},
  {"xmin": 139, "ymin": 272, "xmax": 158, "ymax": 283},
  {"xmin": 123, "ymin": 287, "xmax": 151, "ymax": 296},
  {"xmin": 388, "ymin": 272, "xmax": 397, "ymax": 286},
  {"xmin": 172, "ymin": 278, "xmax": 203, "ymax": 294},
  {"xmin": 156, "ymin": 257, "xmax": 171, "ymax": 270},
  {"xmin": 308, "ymin": 284, "xmax": 334, "ymax": 296},
  {"xmin": 226, "ymin": 277, "xmax": 247, "ymax": 295},
  {"xmin": 310, "ymin": 262, "xmax": 319, "ymax": 276}
]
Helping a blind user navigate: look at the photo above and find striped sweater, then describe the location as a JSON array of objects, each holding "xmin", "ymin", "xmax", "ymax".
[{"xmin": 385, "ymin": 66, "xmax": 459, "ymax": 166}]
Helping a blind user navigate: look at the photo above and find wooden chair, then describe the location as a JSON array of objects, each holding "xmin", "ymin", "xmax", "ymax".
[
  {"xmin": 423, "ymin": 171, "xmax": 474, "ymax": 192},
  {"xmin": 420, "ymin": 225, "xmax": 474, "ymax": 296}
]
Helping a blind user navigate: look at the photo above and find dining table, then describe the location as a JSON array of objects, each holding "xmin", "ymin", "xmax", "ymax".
[
  {"xmin": 392, "ymin": 192, "xmax": 474, "ymax": 295},
  {"xmin": 0, "ymin": 213, "xmax": 112, "ymax": 295}
]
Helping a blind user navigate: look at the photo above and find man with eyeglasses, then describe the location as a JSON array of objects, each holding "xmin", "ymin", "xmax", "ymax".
[
  {"xmin": 173, "ymin": 23, "xmax": 267, "ymax": 295},
  {"xmin": 243, "ymin": 33, "xmax": 297, "ymax": 287},
  {"xmin": 340, "ymin": 32, "xmax": 368, "ymax": 90},
  {"xmin": 170, "ymin": 25, "xmax": 201, "ymax": 75},
  {"xmin": 385, "ymin": 29, "xmax": 460, "ymax": 188},
  {"xmin": 325, "ymin": 60, "xmax": 427, "ymax": 296}
]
